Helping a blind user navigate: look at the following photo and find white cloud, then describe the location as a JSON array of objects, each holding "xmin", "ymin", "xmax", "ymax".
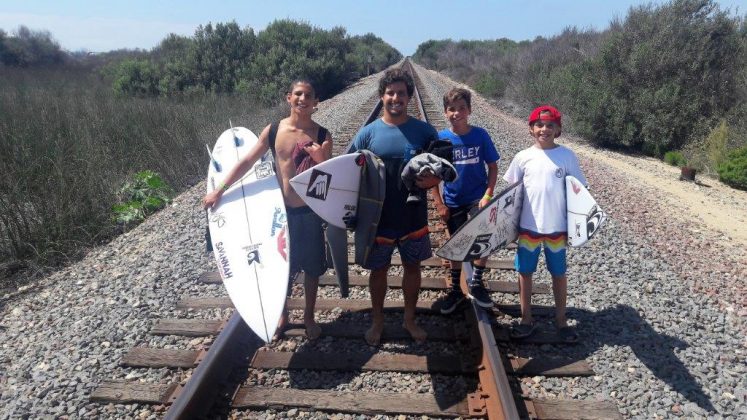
[{"xmin": 0, "ymin": 12, "xmax": 196, "ymax": 52}]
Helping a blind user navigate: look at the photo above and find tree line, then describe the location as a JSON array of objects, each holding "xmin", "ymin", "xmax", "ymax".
[
  {"xmin": 413, "ymin": 0, "xmax": 746, "ymax": 188},
  {"xmin": 104, "ymin": 20, "xmax": 401, "ymax": 103},
  {"xmin": 1, "ymin": 20, "xmax": 401, "ymax": 103}
]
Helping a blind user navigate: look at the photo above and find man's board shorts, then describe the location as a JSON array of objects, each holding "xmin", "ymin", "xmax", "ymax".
[
  {"xmin": 364, "ymin": 226, "xmax": 432, "ymax": 270},
  {"xmin": 445, "ymin": 201, "xmax": 480, "ymax": 235},
  {"xmin": 287, "ymin": 206, "xmax": 327, "ymax": 281},
  {"xmin": 514, "ymin": 228, "xmax": 567, "ymax": 276}
]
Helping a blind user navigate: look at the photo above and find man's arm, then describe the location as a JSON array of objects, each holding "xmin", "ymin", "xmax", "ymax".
[{"xmin": 432, "ymin": 184, "xmax": 449, "ymax": 222}]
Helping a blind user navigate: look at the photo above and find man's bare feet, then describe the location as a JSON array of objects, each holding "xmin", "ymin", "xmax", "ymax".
[
  {"xmin": 305, "ymin": 319, "xmax": 322, "ymax": 341},
  {"xmin": 365, "ymin": 321, "xmax": 385, "ymax": 346},
  {"xmin": 403, "ymin": 319, "xmax": 427, "ymax": 343}
]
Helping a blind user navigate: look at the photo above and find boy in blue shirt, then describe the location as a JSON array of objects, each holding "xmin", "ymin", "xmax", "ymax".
[{"xmin": 432, "ymin": 88, "xmax": 499, "ymax": 313}]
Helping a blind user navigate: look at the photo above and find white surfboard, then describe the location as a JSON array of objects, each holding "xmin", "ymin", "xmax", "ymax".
[
  {"xmin": 206, "ymin": 126, "xmax": 289, "ymax": 343},
  {"xmin": 435, "ymin": 181, "xmax": 524, "ymax": 261},
  {"xmin": 289, "ymin": 153, "xmax": 363, "ymax": 229},
  {"xmin": 566, "ymin": 175, "xmax": 606, "ymax": 247}
]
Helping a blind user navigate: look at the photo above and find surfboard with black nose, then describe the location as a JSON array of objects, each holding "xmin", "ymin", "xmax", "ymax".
[
  {"xmin": 289, "ymin": 153, "xmax": 364, "ymax": 297},
  {"xmin": 206, "ymin": 126, "xmax": 289, "ymax": 343}
]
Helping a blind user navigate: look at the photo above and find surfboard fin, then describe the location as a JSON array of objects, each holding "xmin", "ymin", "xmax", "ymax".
[
  {"xmin": 229, "ymin": 119, "xmax": 243, "ymax": 147},
  {"xmin": 205, "ymin": 144, "xmax": 222, "ymax": 172},
  {"xmin": 325, "ymin": 225, "xmax": 349, "ymax": 298}
]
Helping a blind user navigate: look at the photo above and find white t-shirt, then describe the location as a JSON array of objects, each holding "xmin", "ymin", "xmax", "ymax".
[{"xmin": 503, "ymin": 145, "xmax": 587, "ymax": 233}]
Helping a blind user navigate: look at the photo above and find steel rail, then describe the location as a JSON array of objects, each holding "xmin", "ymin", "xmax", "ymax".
[
  {"xmin": 164, "ymin": 312, "xmax": 259, "ymax": 420},
  {"xmin": 461, "ymin": 263, "xmax": 520, "ymax": 419}
]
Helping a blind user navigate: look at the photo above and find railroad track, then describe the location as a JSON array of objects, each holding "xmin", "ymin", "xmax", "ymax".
[{"xmin": 90, "ymin": 59, "xmax": 621, "ymax": 419}]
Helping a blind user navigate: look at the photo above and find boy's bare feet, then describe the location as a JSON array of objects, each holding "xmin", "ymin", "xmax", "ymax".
[
  {"xmin": 365, "ymin": 321, "xmax": 385, "ymax": 346},
  {"xmin": 305, "ymin": 319, "xmax": 321, "ymax": 341},
  {"xmin": 403, "ymin": 319, "xmax": 427, "ymax": 343}
]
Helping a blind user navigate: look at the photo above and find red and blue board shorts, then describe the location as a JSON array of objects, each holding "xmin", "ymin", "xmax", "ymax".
[
  {"xmin": 364, "ymin": 226, "xmax": 432, "ymax": 270},
  {"xmin": 514, "ymin": 228, "xmax": 567, "ymax": 276}
]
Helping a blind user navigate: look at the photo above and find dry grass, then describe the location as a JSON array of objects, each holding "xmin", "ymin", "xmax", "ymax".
[{"xmin": 0, "ymin": 67, "xmax": 285, "ymax": 278}]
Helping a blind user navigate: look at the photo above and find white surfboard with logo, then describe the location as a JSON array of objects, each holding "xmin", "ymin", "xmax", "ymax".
[
  {"xmin": 436, "ymin": 181, "xmax": 524, "ymax": 261},
  {"xmin": 289, "ymin": 152, "xmax": 363, "ymax": 229},
  {"xmin": 566, "ymin": 175, "xmax": 606, "ymax": 247},
  {"xmin": 206, "ymin": 126, "xmax": 289, "ymax": 343}
]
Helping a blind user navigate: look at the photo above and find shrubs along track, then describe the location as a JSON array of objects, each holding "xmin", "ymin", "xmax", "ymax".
[{"xmin": 0, "ymin": 68, "xmax": 285, "ymax": 277}]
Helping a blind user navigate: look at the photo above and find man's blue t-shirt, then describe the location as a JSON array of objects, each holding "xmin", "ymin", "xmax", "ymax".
[
  {"xmin": 348, "ymin": 118, "xmax": 438, "ymax": 237},
  {"xmin": 438, "ymin": 126, "xmax": 499, "ymax": 207}
]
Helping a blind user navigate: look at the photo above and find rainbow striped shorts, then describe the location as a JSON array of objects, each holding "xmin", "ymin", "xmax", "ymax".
[{"xmin": 514, "ymin": 229, "xmax": 567, "ymax": 276}]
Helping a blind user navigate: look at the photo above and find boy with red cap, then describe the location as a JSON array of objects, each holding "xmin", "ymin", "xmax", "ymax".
[{"xmin": 502, "ymin": 105, "xmax": 587, "ymax": 342}]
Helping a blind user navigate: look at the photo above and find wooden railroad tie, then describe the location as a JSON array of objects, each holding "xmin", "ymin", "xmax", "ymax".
[{"xmin": 198, "ymin": 271, "xmax": 551, "ymax": 295}]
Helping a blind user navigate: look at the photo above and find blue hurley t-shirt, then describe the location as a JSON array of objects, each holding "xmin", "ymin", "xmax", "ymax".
[
  {"xmin": 438, "ymin": 126, "xmax": 500, "ymax": 207},
  {"xmin": 348, "ymin": 118, "xmax": 438, "ymax": 237}
]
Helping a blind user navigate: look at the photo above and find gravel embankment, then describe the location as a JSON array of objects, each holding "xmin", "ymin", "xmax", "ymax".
[{"xmin": 1, "ymin": 64, "xmax": 745, "ymax": 419}]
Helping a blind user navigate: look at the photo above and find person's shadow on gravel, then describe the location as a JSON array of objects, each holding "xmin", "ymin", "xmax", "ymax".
[{"xmin": 550, "ymin": 304, "xmax": 717, "ymax": 415}]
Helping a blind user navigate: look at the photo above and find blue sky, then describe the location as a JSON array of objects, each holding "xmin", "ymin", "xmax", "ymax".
[{"xmin": 0, "ymin": 1, "xmax": 744, "ymax": 55}]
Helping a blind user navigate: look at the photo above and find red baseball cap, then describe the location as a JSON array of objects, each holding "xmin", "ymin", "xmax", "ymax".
[{"xmin": 528, "ymin": 105, "xmax": 562, "ymax": 126}]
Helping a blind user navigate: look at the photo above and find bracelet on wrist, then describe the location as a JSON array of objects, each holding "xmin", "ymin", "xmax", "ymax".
[
  {"xmin": 218, "ymin": 181, "xmax": 230, "ymax": 192},
  {"xmin": 483, "ymin": 193, "xmax": 492, "ymax": 201}
]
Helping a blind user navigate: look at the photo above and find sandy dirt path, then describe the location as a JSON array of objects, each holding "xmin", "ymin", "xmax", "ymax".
[{"xmin": 570, "ymin": 141, "xmax": 747, "ymax": 250}]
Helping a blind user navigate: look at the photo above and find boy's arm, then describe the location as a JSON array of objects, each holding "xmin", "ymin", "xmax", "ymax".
[
  {"xmin": 502, "ymin": 155, "xmax": 521, "ymax": 184},
  {"xmin": 479, "ymin": 162, "xmax": 498, "ymax": 208},
  {"xmin": 564, "ymin": 149, "xmax": 588, "ymax": 187},
  {"xmin": 203, "ymin": 124, "xmax": 271, "ymax": 209}
]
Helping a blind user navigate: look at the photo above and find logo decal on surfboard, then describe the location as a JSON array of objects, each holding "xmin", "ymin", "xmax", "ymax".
[
  {"xmin": 255, "ymin": 161, "xmax": 274, "ymax": 179},
  {"xmin": 586, "ymin": 205, "xmax": 605, "ymax": 239},
  {"xmin": 210, "ymin": 212, "xmax": 226, "ymax": 228},
  {"xmin": 245, "ymin": 250, "xmax": 263, "ymax": 268},
  {"xmin": 467, "ymin": 234, "xmax": 493, "ymax": 259},
  {"xmin": 488, "ymin": 207, "xmax": 497, "ymax": 225},
  {"xmin": 243, "ymin": 243, "xmax": 263, "ymax": 268},
  {"xmin": 277, "ymin": 227, "xmax": 288, "ymax": 261},
  {"xmin": 306, "ymin": 169, "xmax": 332, "ymax": 200},
  {"xmin": 215, "ymin": 242, "xmax": 233, "ymax": 279},
  {"xmin": 503, "ymin": 192, "xmax": 514, "ymax": 209},
  {"xmin": 570, "ymin": 179, "xmax": 581, "ymax": 195},
  {"xmin": 271, "ymin": 208, "xmax": 286, "ymax": 236}
]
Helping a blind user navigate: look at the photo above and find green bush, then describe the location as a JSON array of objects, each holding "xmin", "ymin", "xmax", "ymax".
[
  {"xmin": 473, "ymin": 72, "xmax": 506, "ymax": 97},
  {"xmin": 113, "ymin": 171, "xmax": 173, "ymax": 227},
  {"xmin": 105, "ymin": 20, "xmax": 401, "ymax": 103},
  {"xmin": 663, "ymin": 151, "xmax": 687, "ymax": 167},
  {"xmin": 717, "ymin": 146, "xmax": 747, "ymax": 190},
  {"xmin": 112, "ymin": 59, "xmax": 160, "ymax": 96},
  {"xmin": 412, "ymin": 0, "xmax": 745, "ymax": 158},
  {"xmin": 705, "ymin": 120, "xmax": 729, "ymax": 168}
]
